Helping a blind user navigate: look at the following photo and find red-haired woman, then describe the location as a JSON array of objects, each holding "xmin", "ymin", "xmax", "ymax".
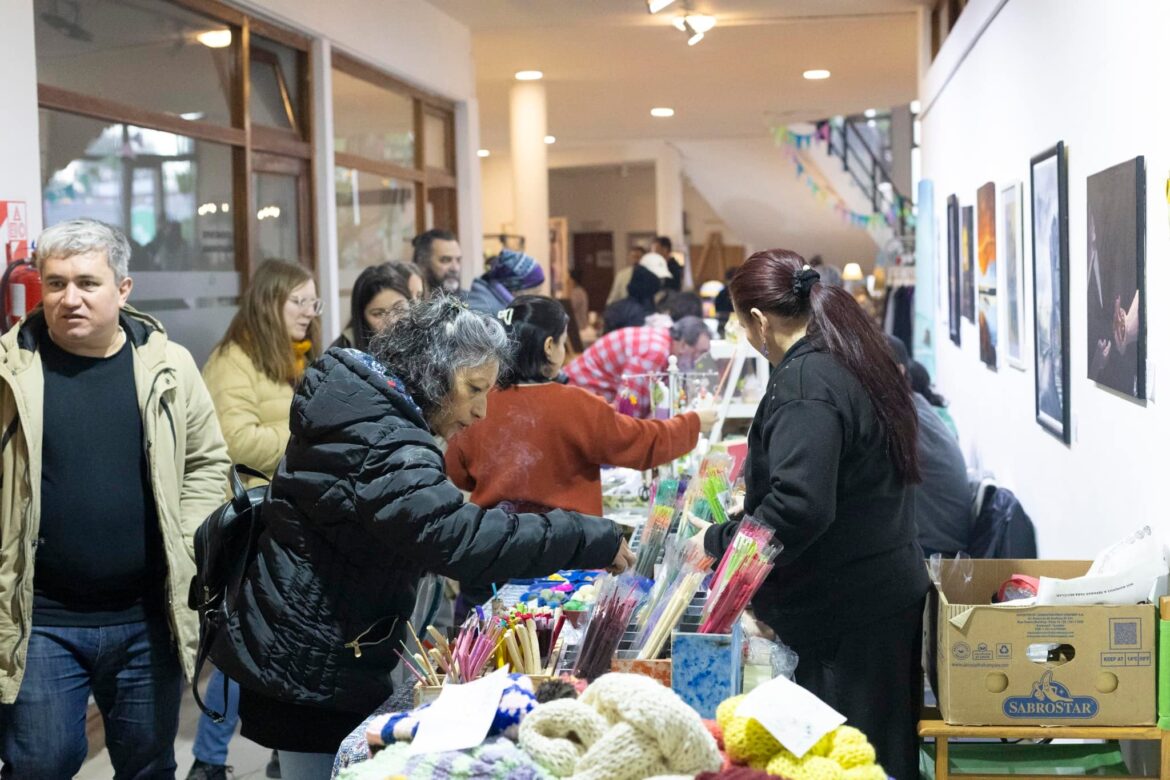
[{"xmin": 702, "ymin": 250, "xmax": 928, "ymax": 780}]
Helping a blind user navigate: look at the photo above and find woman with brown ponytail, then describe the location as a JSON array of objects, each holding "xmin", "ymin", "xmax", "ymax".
[{"xmin": 702, "ymin": 249, "xmax": 928, "ymax": 780}]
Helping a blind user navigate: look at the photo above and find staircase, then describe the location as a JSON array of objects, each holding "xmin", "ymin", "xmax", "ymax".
[{"xmin": 815, "ymin": 116, "xmax": 915, "ymax": 254}]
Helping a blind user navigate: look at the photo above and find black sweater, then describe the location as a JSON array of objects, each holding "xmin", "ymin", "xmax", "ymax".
[{"xmin": 705, "ymin": 337, "xmax": 929, "ymax": 642}]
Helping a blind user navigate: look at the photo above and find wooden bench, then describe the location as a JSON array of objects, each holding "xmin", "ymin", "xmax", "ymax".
[{"xmin": 918, "ymin": 720, "xmax": 1170, "ymax": 780}]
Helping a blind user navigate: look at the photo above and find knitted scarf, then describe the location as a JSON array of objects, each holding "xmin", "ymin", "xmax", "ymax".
[{"xmin": 292, "ymin": 338, "xmax": 313, "ymax": 376}]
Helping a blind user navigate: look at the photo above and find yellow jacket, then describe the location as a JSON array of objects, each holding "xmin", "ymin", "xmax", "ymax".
[
  {"xmin": 0, "ymin": 307, "xmax": 230, "ymax": 703},
  {"xmin": 201, "ymin": 341, "xmax": 294, "ymax": 482}
]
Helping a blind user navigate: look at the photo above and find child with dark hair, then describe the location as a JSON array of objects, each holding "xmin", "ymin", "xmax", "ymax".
[{"xmin": 445, "ymin": 295, "xmax": 714, "ymax": 516}]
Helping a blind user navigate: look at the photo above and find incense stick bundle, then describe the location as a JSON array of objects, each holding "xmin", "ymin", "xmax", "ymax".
[
  {"xmin": 573, "ymin": 574, "xmax": 650, "ymax": 680},
  {"xmin": 699, "ymin": 517, "xmax": 780, "ymax": 634},
  {"xmin": 632, "ymin": 538, "xmax": 712, "ymax": 659},
  {"xmin": 634, "ymin": 479, "xmax": 680, "ymax": 579}
]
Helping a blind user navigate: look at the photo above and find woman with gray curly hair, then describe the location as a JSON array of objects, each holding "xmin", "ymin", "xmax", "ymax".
[{"xmin": 213, "ymin": 296, "xmax": 633, "ymax": 778}]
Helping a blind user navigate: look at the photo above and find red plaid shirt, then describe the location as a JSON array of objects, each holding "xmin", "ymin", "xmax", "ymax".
[{"xmin": 564, "ymin": 327, "xmax": 672, "ymax": 416}]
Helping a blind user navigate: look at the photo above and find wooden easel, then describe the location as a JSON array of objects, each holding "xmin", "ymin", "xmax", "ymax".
[{"xmin": 693, "ymin": 232, "xmax": 728, "ymax": 286}]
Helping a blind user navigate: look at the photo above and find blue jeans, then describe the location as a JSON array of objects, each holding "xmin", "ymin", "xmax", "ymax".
[
  {"xmin": 277, "ymin": 750, "xmax": 335, "ymax": 780},
  {"xmin": 0, "ymin": 620, "xmax": 182, "ymax": 779},
  {"xmin": 192, "ymin": 667, "xmax": 240, "ymax": 764}
]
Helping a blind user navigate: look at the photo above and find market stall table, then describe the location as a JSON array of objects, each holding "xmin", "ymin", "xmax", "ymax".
[{"xmin": 918, "ymin": 719, "xmax": 1170, "ymax": 780}]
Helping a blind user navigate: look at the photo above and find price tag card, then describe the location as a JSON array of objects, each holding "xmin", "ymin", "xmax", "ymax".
[
  {"xmin": 409, "ymin": 668, "xmax": 510, "ymax": 755},
  {"xmin": 735, "ymin": 674, "xmax": 846, "ymax": 758}
]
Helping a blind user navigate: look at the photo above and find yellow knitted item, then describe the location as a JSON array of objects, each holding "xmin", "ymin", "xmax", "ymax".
[
  {"xmin": 808, "ymin": 731, "xmax": 836, "ymax": 757},
  {"xmin": 842, "ymin": 764, "xmax": 887, "ymax": 780},
  {"xmin": 765, "ymin": 748, "xmax": 802, "ymax": 778},
  {"xmin": 831, "ymin": 726, "xmax": 869, "ymax": 749},
  {"xmin": 829, "ymin": 741, "xmax": 877, "ymax": 769},
  {"xmin": 716, "ymin": 695, "xmax": 747, "ymax": 729},
  {"xmin": 797, "ymin": 755, "xmax": 846, "ymax": 780},
  {"xmin": 723, "ymin": 715, "xmax": 782, "ymax": 765}
]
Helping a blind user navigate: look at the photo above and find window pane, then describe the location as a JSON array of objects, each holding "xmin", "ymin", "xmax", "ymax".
[
  {"xmin": 335, "ymin": 167, "xmax": 415, "ymax": 270},
  {"xmin": 426, "ymin": 186, "xmax": 457, "ymax": 233},
  {"xmin": 40, "ymin": 109, "xmax": 239, "ymax": 365},
  {"xmin": 251, "ymin": 36, "xmax": 301, "ymax": 132},
  {"xmin": 34, "ymin": 0, "xmax": 233, "ymax": 126},
  {"xmin": 423, "ymin": 113, "xmax": 450, "ymax": 172},
  {"xmin": 254, "ymin": 171, "xmax": 301, "ymax": 262},
  {"xmin": 332, "ymin": 68, "xmax": 415, "ymax": 166}
]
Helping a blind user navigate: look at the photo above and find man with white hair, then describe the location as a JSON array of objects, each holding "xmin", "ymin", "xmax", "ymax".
[{"xmin": 0, "ymin": 218, "xmax": 230, "ymax": 777}]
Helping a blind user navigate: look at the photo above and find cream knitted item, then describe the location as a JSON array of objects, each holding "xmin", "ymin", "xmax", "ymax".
[
  {"xmin": 520, "ymin": 673, "xmax": 722, "ymax": 780},
  {"xmin": 520, "ymin": 699, "xmax": 610, "ymax": 777}
]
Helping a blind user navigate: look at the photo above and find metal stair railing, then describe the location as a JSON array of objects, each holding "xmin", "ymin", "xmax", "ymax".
[{"xmin": 821, "ymin": 117, "xmax": 914, "ymax": 246}]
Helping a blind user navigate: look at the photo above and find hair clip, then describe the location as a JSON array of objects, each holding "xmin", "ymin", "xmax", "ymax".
[
  {"xmin": 792, "ymin": 265, "xmax": 821, "ymax": 299},
  {"xmin": 497, "ymin": 308, "xmax": 514, "ymax": 326}
]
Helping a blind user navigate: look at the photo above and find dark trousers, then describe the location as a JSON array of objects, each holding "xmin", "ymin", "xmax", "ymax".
[
  {"xmin": 0, "ymin": 621, "xmax": 182, "ymax": 779},
  {"xmin": 784, "ymin": 599, "xmax": 925, "ymax": 780}
]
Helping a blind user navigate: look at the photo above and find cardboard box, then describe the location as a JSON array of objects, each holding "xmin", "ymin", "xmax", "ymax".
[{"xmin": 931, "ymin": 559, "xmax": 1156, "ymax": 726}]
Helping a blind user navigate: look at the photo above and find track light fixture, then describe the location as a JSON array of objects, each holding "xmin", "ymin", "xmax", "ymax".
[{"xmin": 646, "ymin": 0, "xmax": 677, "ymax": 13}]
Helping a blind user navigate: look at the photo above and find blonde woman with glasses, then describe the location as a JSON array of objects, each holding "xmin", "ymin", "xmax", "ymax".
[{"xmin": 188, "ymin": 259, "xmax": 322, "ymax": 780}]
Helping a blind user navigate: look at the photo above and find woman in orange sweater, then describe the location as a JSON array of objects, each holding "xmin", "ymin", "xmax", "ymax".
[{"xmin": 445, "ymin": 295, "xmax": 715, "ymax": 516}]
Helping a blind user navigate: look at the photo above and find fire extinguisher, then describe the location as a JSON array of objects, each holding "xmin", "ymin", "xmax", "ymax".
[{"xmin": 1, "ymin": 244, "xmax": 41, "ymax": 331}]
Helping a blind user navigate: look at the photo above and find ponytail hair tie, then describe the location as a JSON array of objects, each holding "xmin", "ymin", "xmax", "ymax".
[
  {"xmin": 497, "ymin": 308, "xmax": 514, "ymax": 326},
  {"xmin": 792, "ymin": 264, "xmax": 821, "ymax": 299}
]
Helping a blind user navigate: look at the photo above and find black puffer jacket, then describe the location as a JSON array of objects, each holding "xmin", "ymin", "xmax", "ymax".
[{"xmin": 220, "ymin": 348, "xmax": 622, "ymax": 714}]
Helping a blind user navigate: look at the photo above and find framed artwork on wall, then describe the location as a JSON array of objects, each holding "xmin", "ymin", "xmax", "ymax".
[
  {"xmin": 1086, "ymin": 156, "xmax": 1146, "ymax": 400},
  {"xmin": 1030, "ymin": 142, "xmax": 1071, "ymax": 444},
  {"xmin": 914, "ymin": 179, "xmax": 937, "ymax": 375},
  {"xmin": 976, "ymin": 181, "xmax": 997, "ymax": 368},
  {"xmin": 947, "ymin": 194, "xmax": 961, "ymax": 346},
  {"xmin": 961, "ymin": 205, "xmax": 975, "ymax": 323},
  {"xmin": 999, "ymin": 182, "xmax": 1026, "ymax": 370}
]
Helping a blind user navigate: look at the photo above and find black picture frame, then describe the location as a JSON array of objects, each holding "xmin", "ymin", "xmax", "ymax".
[
  {"xmin": 1030, "ymin": 142, "xmax": 1071, "ymax": 444},
  {"xmin": 947, "ymin": 194, "xmax": 961, "ymax": 346},
  {"xmin": 961, "ymin": 205, "xmax": 975, "ymax": 322},
  {"xmin": 1086, "ymin": 156, "xmax": 1146, "ymax": 401}
]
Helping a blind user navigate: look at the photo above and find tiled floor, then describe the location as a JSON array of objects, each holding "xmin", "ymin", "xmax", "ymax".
[{"xmin": 77, "ymin": 689, "xmax": 274, "ymax": 779}]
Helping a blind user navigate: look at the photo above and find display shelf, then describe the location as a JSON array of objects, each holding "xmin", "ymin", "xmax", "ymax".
[
  {"xmin": 710, "ymin": 339, "xmax": 769, "ymax": 441},
  {"xmin": 725, "ymin": 402, "xmax": 759, "ymax": 420}
]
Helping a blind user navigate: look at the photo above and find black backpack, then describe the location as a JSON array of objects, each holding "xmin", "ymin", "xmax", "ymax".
[{"xmin": 188, "ymin": 464, "xmax": 268, "ymax": 722}]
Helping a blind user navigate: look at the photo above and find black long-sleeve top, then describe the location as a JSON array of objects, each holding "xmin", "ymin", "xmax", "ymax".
[{"xmin": 705, "ymin": 337, "xmax": 929, "ymax": 642}]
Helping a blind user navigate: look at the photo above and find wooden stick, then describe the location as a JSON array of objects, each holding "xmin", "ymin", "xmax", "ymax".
[
  {"xmin": 408, "ymin": 621, "xmax": 441, "ymax": 684},
  {"xmin": 524, "ymin": 618, "xmax": 541, "ymax": 675},
  {"xmin": 504, "ymin": 629, "xmax": 525, "ymax": 673}
]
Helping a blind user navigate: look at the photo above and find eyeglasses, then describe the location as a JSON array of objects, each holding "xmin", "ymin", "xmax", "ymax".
[
  {"xmin": 366, "ymin": 304, "xmax": 408, "ymax": 321},
  {"xmin": 289, "ymin": 295, "xmax": 324, "ymax": 315}
]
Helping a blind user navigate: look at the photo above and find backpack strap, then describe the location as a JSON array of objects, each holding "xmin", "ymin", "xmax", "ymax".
[
  {"xmin": 193, "ymin": 463, "xmax": 268, "ymax": 723},
  {"xmin": 230, "ymin": 464, "xmax": 269, "ymax": 512}
]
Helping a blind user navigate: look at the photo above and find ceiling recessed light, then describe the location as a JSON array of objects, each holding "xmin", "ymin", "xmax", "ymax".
[
  {"xmin": 514, "ymin": 70, "xmax": 543, "ymax": 81},
  {"xmin": 910, "ymin": 99, "xmax": 922, "ymax": 114},
  {"xmin": 646, "ymin": 0, "xmax": 677, "ymax": 13},
  {"xmin": 544, "ymin": 135, "xmax": 556, "ymax": 144},
  {"xmin": 196, "ymin": 29, "xmax": 232, "ymax": 48},
  {"xmin": 672, "ymin": 14, "xmax": 716, "ymax": 34},
  {"xmin": 802, "ymin": 69, "xmax": 831, "ymax": 80},
  {"xmin": 864, "ymin": 108, "xmax": 877, "ymax": 118},
  {"xmin": 650, "ymin": 107, "xmax": 675, "ymax": 118},
  {"xmin": 477, "ymin": 149, "xmax": 491, "ymax": 158}
]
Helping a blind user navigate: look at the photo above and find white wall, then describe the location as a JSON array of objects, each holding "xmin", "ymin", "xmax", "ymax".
[
  {"xmin": 0, "ymin": 0, "xmax": 43, "ymax": 238},
  {"xmin": 920, "ymin": 0, "xmax": 1170, "ymax": 557},
  {"xmin": 239, "ymin": 0, "xmax": 474, "ymax": 101},
  {"xmin": 548, "ymin": 164, "xmax": 657, "ymax": 267},
  {"xmin": 480, "ymin": 153, "xmax": 516, "ymax": 238},
  {"xmin": 684, "ymin": 178, "xmax": 749, "ymax": 253}
]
